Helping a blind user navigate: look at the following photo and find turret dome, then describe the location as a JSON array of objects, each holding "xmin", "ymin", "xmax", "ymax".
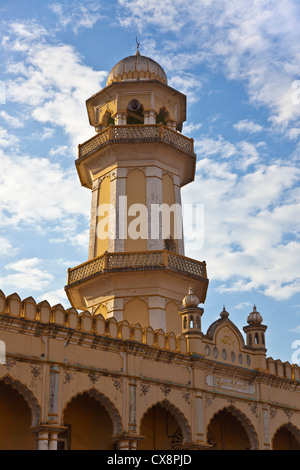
[
  {"xmin": 247, "ymin": 305, "xmax": 263, "ymax": 325},
  {"xmin": 106, "ymin": 52, "xmax": 168, "ymax": 86},
  {"xmin": 182, "ymin": 287, "xmax": 200, "ymax": 308}
]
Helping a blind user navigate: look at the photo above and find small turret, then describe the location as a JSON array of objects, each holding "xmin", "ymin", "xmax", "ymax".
[
  {"xmin": 179, "ymin": 287, "xmax": 204, "ymax": 354},
  {"xmin": 243, "ymin": 305, "xmax": 267, "ymax": 369}
]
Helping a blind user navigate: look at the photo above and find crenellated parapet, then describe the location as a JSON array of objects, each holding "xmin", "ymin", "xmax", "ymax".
[
  {"xmin": 0, "ymin": 290, "xmax": 187, "ymax": 355},
  {"xmin": 266, "ymin": 357, "xmax": 300, "ymax": 381}
]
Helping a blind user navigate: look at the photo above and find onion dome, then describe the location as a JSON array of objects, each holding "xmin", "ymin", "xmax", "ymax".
[
  {"xmin": 182, "ymin": 287, "xmax": 200, "ymax": 308},
  {"xmin": 247, "ymin": 305, "xmax": 263, "ymax": 325},
  {"xmin": 220, "ymin": 305, "xmax": 229, "ymax": 319},
  {"xmin": 106, "ymin": 51, "xmax": 168, "ymax": 86}
]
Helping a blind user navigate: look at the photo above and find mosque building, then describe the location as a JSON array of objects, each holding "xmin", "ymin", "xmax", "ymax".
[{"xmin": 1, "ymin": 47, "xmax": 300, "ymax": 451}]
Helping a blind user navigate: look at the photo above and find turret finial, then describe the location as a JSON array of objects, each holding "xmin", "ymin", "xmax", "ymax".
[{"xmin": 220, "ymin": 305, "xmax": 229, "ymax": 319}]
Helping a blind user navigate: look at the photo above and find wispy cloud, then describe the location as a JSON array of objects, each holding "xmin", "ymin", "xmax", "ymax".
[
  {"xmin": 233, "ymin": 119, "xmax": 263, "ymax": 134},
  {"xmin": 2, "ymin": 20, "xmax": 107, "ymax": 149},
  {"xmin": 0, "ymin": 110, "xmax": 24, "ymax": 128},
  {"xmin": 0, "ymin": 149, "xmax": 90, "ymax": 227},
  {"xmin": 49, "ymin": 1, "xmax": 103, "ymax": 33},
  {"xmin": 1, "ymin": 258, "xmax": 53, "ymax": 292}
]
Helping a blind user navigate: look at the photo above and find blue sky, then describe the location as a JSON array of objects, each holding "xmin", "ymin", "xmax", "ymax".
[{"xmin": 0, "ymin": 0, "xmax": 300, "ymax": 363}]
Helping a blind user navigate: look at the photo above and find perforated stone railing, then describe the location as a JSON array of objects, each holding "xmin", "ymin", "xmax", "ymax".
[
  {"xmin": 78, "ymin": 124, "xmax": 195, "ymax": 160},
  {"xmin": 67, "ymin": 250, "xmax": 207, "ymax": 285}
]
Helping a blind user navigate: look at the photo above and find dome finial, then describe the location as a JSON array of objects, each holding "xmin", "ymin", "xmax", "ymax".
[
  {"xmin": 220, "ymin": 305, "xmax": 229, "ymax": 319},
  {"xmin": 135, "ymin": 37, "xmax": 141, "ymax": 56}
]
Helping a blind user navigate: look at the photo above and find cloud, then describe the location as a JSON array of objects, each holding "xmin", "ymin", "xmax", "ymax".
[
  {"xmin": 1, "ymin": 258, "xmax": 53, "ymax": 292},
  {"xmin": 118, "ymin": 0, "xmax": 186, "ymax": 32},
  {"xmin": 49, "ymin": 1, "xmax": 103, "ymax": 33},
  {"xmin": 0, "ymin": 237, "xmax": 18, "ymax": 257},
  {"xmin": 233, "ymin": 119, "xmax": 263, "ymax": 134},
  {"xmin": 0, "ymin": 110, "xmax": 24, "ymax": 128},
  {"xmin": 29, "ymin": 127, "xmax": 55, "ymax": 141},
  {"xmin": 0, "ymin": 126, "xmax": 19, "ymax": 148},
  {"xmin": 183, "ymin": 146, "xmax": 300, "ymax": 300},
  {"xmin": 234, "ymin": 301, "xmax": 252, "ymax": 310},
  {"xmin": 49, "ymin": 144, "xmax": 69, "ymax": 157},
  {"xmin": 38, "ymin": 287, "xmax": 70, "ymax": 308},
  {"xmin": 183, "ymin": 122, "xmax": 202, "ymax": 135},
  {"xmin": 0, "ymin": 149, "xmax": 90, "ymax": 227},
  {"xmin": 194, "ymin": 135, "xmax": 262, "ymax": 170},
  {"xmin": 2, "ymin": 21, "xmax": 107, "ymax": 149}
]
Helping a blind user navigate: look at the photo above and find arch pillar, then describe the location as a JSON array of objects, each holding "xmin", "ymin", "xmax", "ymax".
[
  {"xmin": 31, "ymin": 424, "xmax": 67, "ymax": 450},
  {"xmin": 261, "ymin": 405, "xmax": 270, "ymax": 449},
  {"xmin": 113, "ymin": 433, "xmax": 145, "ymax": 450}
]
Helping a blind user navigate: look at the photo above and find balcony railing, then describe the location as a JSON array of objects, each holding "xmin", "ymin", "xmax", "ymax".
[
  {"xmin": 67, "ymin": 250, "xmax": 207, "ymax": 286},
  {"xmin": 77, "ymin": 124, "xmax": 195, "ymax": 161}
]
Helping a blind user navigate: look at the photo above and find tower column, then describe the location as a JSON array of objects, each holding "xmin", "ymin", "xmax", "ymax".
[{"xmin": 66, "ymin": 51, "xmax": 209, "ymax": 332}]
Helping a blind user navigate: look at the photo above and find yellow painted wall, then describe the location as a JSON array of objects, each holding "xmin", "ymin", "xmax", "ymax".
[
  {"xmin": 123, "ymin": 298, "xmax": 149, "ymax": 328},
  {"xmin": 165, "ymin": 301, "xmax": 181, "ymax": 335},
  {"xmin": 63, "ymin": 393, "xmax": 114, "ymax": 450},
  {"xmin": 96, "ymin": 176, "xmax": 110, "ymax": 257},
  {"xmin": 0, "ymin": 382, "xmax": 36, "ymax": 450},
  {"xmin": 125, "ymin": 169, "xmax": 147, "ymax": 252}
]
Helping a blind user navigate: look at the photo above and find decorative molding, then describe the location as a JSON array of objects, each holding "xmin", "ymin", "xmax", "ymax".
[
  {"xmin": 284, "ymin": 409, "xmax": 294, "ymax": 420},
  {"xmin": 220, "ymin": 328, "xmax": 235, "ymax": 346},
  {"xmin": 30, "ymin": 365, "xmax": 42, "ymax": 380},
  {"xmin": 140, "ymin": 383, "xmax": 150, "ymax": 396},
  {"xmin": 160, "ymin": 384, "xmax": 171, "ymax": 397},
  {"xmin": 4, "ymin": 357, "xmax": 16, "ymax": 371},
  {"xmin": 249, "ymin": 403, "xmax": 258, "ymax": 417},
  {"xmin": 112, "ymin": 376, "xmax": 123, "ymax": 392},
  {"xmin": 63, "ymin": 371, "xmax": 75, "ymax": 384},
  {"xmin": 182, "ymin": 392, "xmax": 191, "ymax": 404},
  {"xmin": 88, "ymin": 372, "xmax": 100, "ymax": 385}
]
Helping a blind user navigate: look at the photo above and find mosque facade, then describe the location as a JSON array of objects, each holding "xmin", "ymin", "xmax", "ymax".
[{"xmin": 0, "ymin": 50, "xmax": 300, "ymax": 451}]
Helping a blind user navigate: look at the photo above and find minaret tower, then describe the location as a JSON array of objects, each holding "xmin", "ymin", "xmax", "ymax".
[{"xmin": 65, "ymin": 48, "xmax": 209, "ymax": 334}]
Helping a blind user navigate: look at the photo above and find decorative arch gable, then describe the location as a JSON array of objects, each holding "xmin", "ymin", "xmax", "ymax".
[{"xmin": 206, "ymin": 318, "xmax": 246, "ymax": 351}]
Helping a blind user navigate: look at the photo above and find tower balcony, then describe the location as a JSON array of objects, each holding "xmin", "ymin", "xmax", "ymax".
[
  {"xmin": 76, "ymin": 124, "xmax": 196, "ymax": 189},
  {"xmin": 65, "ymin": 250, "xmax": 208, "ymax": 310},
  {"xmin": 78, "ymin": 124, "xmax": 195, "ymax": 161},
  {"xmin": 67, "ymin": 250, "xmax": 207, "ymax": 285}
]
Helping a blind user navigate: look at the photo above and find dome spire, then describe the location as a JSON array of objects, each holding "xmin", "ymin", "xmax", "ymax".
[{"xmin": 135, "ymin": 37, "xmax": 141, "ymax": 56}]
